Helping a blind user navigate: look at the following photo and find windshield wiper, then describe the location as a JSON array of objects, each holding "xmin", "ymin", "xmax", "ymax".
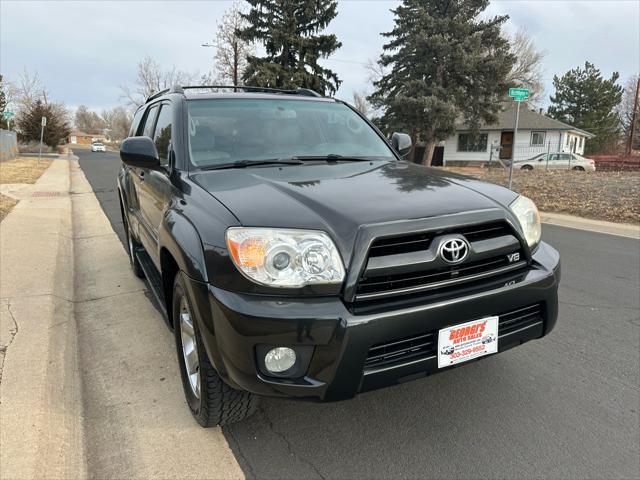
[
  {"xmin": 199, "ymin": 158, "xmax": 304, "ymax": 171},
  {"xmin": 292, "ymin": 154, "xmax": 383, "ymax": 162}
]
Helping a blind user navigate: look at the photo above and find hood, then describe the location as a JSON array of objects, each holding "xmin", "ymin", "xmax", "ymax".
[{"xmin": 191, "ymin": 161, "xmax": 517, "ymax": 253}]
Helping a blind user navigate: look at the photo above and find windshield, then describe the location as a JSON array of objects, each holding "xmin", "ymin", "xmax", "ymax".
[{"xmin": 186, "ymin": 98, "xmax": 395, "ymax": 167}]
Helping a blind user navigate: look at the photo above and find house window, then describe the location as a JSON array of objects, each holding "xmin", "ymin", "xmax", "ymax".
[
  {"xmin": 457, "ymin": 133, "xmax": 488, "ymax": 152},
  {"xmin": 565, "ymin": 134, "xmax": 570, "ymax": 146},
  {"xmin": 531, "ymin": 131, "xmax": 545, "ymax": 146},
  {"xmin": 579, "ymin": 137, "xmax": 583, "ymax": 148}
]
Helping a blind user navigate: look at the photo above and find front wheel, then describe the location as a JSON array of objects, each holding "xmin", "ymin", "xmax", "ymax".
[
  {"xmin": 521, "ymin": 165, "xmax": 534, "ymax": 171},
  {"xmin": 173, "ymin": 273, "xmax": 258, "ymax": 427},
  {"xmin": 572, "ymin": 166, "xmax": 585, "ymax": 171}
]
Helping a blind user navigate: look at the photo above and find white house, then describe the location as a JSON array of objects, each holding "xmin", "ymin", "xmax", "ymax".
[{"xmin": 440, "ymin": 103, "xmax": 595, "ymax": 166}]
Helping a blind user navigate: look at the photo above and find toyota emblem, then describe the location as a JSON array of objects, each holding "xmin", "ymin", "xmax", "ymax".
[{"xmin": 439, "ymin": 237, "xmax": 470, "ymax": 264}]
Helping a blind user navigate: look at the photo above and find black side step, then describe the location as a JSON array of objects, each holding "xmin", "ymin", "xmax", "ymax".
[{"xmin": 135, "ymin": 248, "xmax": 170, "ymax": 325}]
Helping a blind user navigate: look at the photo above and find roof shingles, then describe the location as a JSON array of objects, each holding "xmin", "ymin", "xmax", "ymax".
[{"xmin": 456, "ymin": 103, "xmax": 594, "ymax": 137}]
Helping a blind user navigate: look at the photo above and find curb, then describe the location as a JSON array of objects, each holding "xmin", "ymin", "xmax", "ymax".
[{"xmin": 541, "ymin": 211, "xmax": 640, "ymax": 239}]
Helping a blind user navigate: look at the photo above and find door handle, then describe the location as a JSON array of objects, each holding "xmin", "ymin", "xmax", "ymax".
[{"xmin": 138, "ymin": 170, "xmax": 145, "ymax": 181}]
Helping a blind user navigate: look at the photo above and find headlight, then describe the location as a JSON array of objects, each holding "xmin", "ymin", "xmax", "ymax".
[
  {"xmin": 225, "ymin": 228, "xmax": 345, "ymax": 287},
  {"xmin": 509, "ymin": 195, "xmax": 541, "ymax": 248}
]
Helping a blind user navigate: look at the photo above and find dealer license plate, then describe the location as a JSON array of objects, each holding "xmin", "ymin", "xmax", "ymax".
[{"xmin": 437, "ymin": 316, "xmax": 499, "ymax": 368}]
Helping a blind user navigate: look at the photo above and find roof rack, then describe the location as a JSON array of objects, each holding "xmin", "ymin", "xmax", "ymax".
[
  {"xmin": 180, "ymin": 85, "xmax": 323, "ymax": 98},
  {"xmin": 145, "ymin": 85, "xmax": 185, "ymax": 104}
]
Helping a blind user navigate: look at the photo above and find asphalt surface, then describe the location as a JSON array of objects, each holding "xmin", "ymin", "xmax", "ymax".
[{"xmin": 77, "ymin": 149, "xmax": 640, "ymax": 480}]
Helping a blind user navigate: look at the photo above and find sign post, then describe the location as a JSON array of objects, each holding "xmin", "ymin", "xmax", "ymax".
[
  {"xmin": 507, "ymin": 88, "xmax": 529, "ymax": 189},
  {"xmin": 38, "ymin": 116, "xmax": 47, "ymax": 165},
  {"xmin": 2, "ymin": 111, "xmax": 14, "ymax": 130}
]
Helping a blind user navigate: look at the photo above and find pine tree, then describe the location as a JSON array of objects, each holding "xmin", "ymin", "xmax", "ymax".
[
  {"xmin": 548, "ymin": 62, "xmax": 624, "ymax": 154},
  {"xmin": 369, "ymin": 0, "xmax": 514, "ymax": 165},
  {"xmin": 238, "ymin": 0, "xmax": 342, "ymax": 95},
  {"xmin": 17, "ymin": 100, "xmax": 70, "ymax": 147},
  {"xmin": 0, "ymin": 75, "xmax": 8, "ymax": 129}
]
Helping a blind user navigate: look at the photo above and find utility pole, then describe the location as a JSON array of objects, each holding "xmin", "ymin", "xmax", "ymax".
[{"xmin": 627, "ymin": 77, "xmax": 640, "ymax": 155}]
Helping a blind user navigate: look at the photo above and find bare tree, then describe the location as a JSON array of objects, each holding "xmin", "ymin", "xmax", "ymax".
[
  {"xmin": 505, "ymin": 28, "xmax": 546, "ymax": 105},
  {"xmin": 101, "ymin": 106, "xmax": 132, "ymax": 141},
  {"xmin": 5, "ymin": 68, "xmax": 46, "ymax": 117},
  {"xmin": 120, "ymin": 55, "xmax": 197, "ymax": 108},
  {"xmin": 617, "ymin": 74, "xmax": 640, "ymax": 149},
  {"xmin": 365, "ymin": 58, "xmax": 388, "ymax": 86},
  {"xmin": 75, "ymin": 105, "xmax": 106, "ymax": 133},
  {"xmin": 352, "ymin": 91, "xmax": 370, "ymax": 117},
  {"xmin": 206, "ymin": 1, "xmax": 254, "ymax": 86}
]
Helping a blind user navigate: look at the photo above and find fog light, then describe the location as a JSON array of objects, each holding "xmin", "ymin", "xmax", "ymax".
[{"xmin": 264, "ymin": 347, "xmax": 296, "ymax": 373}]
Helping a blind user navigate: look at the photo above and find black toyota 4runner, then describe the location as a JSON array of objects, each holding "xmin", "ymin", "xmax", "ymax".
[{"xmin": 118, "ymin": 85, "xmax": 560, "ymax": 427}]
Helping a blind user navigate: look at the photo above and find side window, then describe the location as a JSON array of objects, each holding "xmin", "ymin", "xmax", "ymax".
[
  {"xmin": 531, "ymin": 131, "xmax": 545, "ymax": 146},
  {"xmin": 153, "ymin": 104, "xmax": 173, "ymax": 166},
  {"xmin": 129, "ymin": 108, "xmax": 145, "ymax": 137},
  {"xmin": 142, "ymin": 105, "xmax": 159, "ymax": 138}
]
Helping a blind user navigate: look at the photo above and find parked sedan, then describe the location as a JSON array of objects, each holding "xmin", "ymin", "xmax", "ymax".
[
  {"xmin": 518, "ymin": 153, "xmax": 596, "ymax": 171},
  {"xmin": 91, "ymin": 142, "xmax": 106, "ymax": 152}
]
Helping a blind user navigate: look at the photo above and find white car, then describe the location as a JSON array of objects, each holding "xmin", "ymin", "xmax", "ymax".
[
  {"xmin": 91, "ymin": 142, "xmax": 106, "ymax": 152},
  {"xmin": 440, "ymin": 345, "xmax": 455, "ymax": 355},
  {"xmin": 517, "ymin": 153, "xmax": 596, "ymax": 172}
]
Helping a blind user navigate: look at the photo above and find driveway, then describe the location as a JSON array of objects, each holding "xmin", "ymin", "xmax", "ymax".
[{"xmin": 77, "ymin": 149, "xmax": 640, "ymax": 479}]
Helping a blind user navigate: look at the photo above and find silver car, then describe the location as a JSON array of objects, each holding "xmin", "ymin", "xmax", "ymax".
[
  {"xmin": 91, "ymin": 142, "xmax": 106, "ymax": 152},
  {"xmin": 518, "ymin": 153, "xmax": 596, "ymax": 171}
]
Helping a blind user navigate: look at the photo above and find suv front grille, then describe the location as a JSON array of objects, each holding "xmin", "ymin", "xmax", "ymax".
[
  {"xmin": 355, "ymin": 221, "xmax": 526, "ymax": 301},
  {"xmin": 363, "ymin": 303, "xmax": 543, "ymax": 372}
]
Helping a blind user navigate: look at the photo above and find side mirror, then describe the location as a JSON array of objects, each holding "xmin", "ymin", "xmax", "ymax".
[
  {"xmin": 391, "ymin": 132, "xmax": 412, "ymax": 158},
  {"xmin": 120, "ymin": 136, "xmax": 160, "ymax": 169}
]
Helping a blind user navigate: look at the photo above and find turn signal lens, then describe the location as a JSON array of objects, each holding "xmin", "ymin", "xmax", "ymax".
[{"xmin": 230, "ymin": 238, "xmax": 266, "ymax": 268}]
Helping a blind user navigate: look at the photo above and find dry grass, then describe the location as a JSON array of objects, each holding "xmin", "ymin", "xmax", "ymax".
[
  {"xmin": 446, "ymin": 168, "xmax": 640, "ymax": 224},
  {"xmin": 0, "ymin": 156, "xmax": 53, "ymax": 184},
  {"xmin": 0, "ymin": 194, "xmax": 18, "ymax": 221}
]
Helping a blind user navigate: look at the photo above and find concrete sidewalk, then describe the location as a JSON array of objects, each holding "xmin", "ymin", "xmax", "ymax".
[
  {"xmin": 1, "ymin": 156, "xmax": 243, "ymax": 479},
  {"xmin": 1, "ymin": 155, "xmax": 85, "ymax": 479}
]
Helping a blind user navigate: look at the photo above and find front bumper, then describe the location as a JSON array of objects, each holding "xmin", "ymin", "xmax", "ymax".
[{"xmin": 190, "ymin": 241, "xmax": 560, "ymax": 402}]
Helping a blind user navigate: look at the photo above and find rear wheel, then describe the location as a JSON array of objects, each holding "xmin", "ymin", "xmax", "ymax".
[
  {"xmin": 173, "ymin": 273, "xmax": 258, "ymax": 427},
  {"xmin": 123, "ymin": 212, "xmax": 144, "ymax": 278},
  {"xmin": 521, "ymin": 165, "xmax": 533, "ymax": 171}
]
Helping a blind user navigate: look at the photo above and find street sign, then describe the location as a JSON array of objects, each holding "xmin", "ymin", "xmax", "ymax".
[
  {"xmin": 508, "ymin": 88, "xmax": 529, "ymax": 102},
  {"xmin": 2, "ymin": 111, "xmax": 14, "ymax": 118},
  {"xmin": 41, "ymin": 116, "xmax": 47, "ymax": 127}
]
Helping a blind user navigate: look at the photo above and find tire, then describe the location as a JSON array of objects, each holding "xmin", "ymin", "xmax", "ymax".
[
  {"xmin": 173, "ymin": 272, "xmax": 258, "ymax": 427},
  {"xmin": 123, "ymin": 212, "xmax": 145, "ymax": 278},
  {"xmin": 572, "ymin": 166, "xmax": 585, "ymax": 171},
  {"xmin": 521, "ymin": 165, "xmax": 533, "ymax": 171}
]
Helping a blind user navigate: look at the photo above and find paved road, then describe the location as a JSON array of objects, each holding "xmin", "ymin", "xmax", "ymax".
[{"xmin": 77, "ymin": 149, "xmax": 640, "ymax": 479}]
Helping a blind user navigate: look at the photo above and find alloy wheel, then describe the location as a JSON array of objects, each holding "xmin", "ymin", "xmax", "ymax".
[{"xmin": 179, "ymin": 296, "xmax": 200, "ymax": 399}]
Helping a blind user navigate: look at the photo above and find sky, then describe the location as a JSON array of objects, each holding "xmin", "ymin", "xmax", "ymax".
[{"xmin": 1, "ymin": 0, "xmax": 639, "ymax": 114}]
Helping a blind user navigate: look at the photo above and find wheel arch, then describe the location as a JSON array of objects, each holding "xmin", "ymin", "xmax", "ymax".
[
  {"xmin": 159, "ymin": 209, "xmax": 209, "ymax": 284},
  {"xmin": 158, "ymin": 209, "xmax": 210, "ymax": 326}
]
